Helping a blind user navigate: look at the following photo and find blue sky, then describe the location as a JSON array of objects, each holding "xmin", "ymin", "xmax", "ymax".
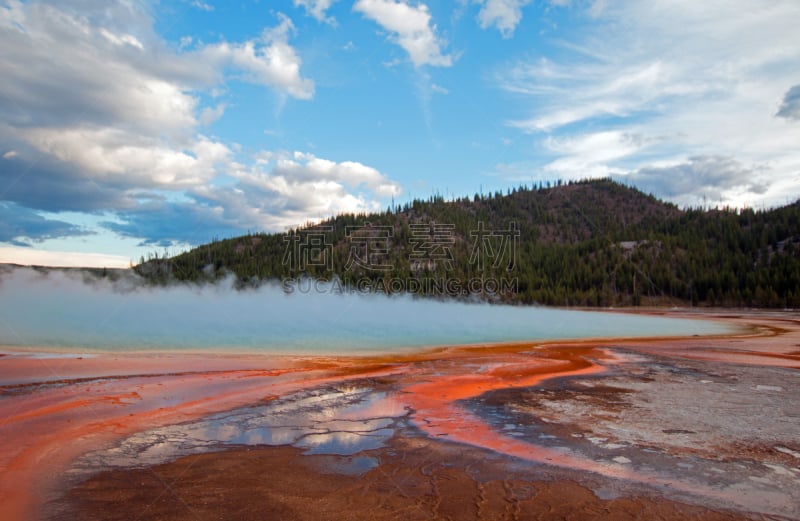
[{"xmin": 1, "ymin": 0, "xmax": 799, "ymax": 267}]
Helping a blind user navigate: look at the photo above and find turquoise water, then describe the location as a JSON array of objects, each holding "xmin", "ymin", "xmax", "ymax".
[{"xmin": 0, "ymin": 269, "xmax": 733, "ymax": 355}]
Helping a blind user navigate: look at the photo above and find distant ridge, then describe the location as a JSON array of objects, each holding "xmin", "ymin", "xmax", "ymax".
[{"xmin": 136, "ymin": 178, "xmax": 800, "ymax": 308}]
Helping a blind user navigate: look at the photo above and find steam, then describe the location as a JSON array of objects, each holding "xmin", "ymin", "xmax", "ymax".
[{"xmin": 0, "ymin": 267, "xmax": 731, "ymax": 354}]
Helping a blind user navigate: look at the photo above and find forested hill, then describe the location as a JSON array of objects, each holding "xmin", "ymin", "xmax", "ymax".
[{"xmin": 136, "ymin": 179, "xmax": 800, "ymax": 308}]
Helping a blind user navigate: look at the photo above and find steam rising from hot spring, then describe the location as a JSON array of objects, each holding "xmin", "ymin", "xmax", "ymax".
[{"xmin": 0, "ymin": 267, "xmax": 731, "ymax": 354}]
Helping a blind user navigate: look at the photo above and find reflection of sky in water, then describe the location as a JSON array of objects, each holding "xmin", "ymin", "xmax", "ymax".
[
  {"xmin": 0, "ymin": 269, "xmax": 734, "ymax": 353},
  {"xmin": 73, "ymin": 386, "xmax": 406, "ymax": 476},
  {"xmin": 296, "ymin": 428, "xmax": 396, "ymax": 455}
]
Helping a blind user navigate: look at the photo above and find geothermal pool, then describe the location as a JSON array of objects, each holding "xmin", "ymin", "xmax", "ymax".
[
  {"xmin": 0, "ymin": 268, "xmax": 797, "ymax": 521},
  {"xmin": 0, "ymin": 268, "xmax": 733, "ymax": 353}
]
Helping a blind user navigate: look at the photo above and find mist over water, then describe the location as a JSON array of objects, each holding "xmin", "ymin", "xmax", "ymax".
[{"xmin": 0, "ymin": 268, "xmax": 732, "ymax": 355}]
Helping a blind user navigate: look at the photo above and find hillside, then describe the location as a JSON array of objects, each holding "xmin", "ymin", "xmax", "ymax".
[{"xmin": 136, "ymin": 179, "xmax": 800, "ymax": 308}]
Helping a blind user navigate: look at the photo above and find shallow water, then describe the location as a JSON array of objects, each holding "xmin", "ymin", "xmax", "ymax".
[
  {"xmin": 0, "ymin": 268, "xmax": 733, "ymax": 354},
  {"xmin": 69, "ymin": 385, "xmax": 407, "ymax": 477}
]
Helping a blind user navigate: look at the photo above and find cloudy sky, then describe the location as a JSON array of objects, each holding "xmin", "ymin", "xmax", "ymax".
[{"xmin": 1, "ymin": 0, "xmax": 799, "ymax": 267}]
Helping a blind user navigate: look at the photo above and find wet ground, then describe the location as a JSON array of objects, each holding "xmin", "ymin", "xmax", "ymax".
[
  {"xmin": 50, "ymin": 362, "xmax": 800, "ymax": 519},
  {"xmin": 1, "ymin": 310, "xmax": 799, "ymax": 520},
  {"xmin": 48, "ymin": 432, "xmax": 748, "ymax": 521},
  {"xmin": 65, "ymin": 382, "xmax": 407, "ymax": 478},
  {"xmin": 470, "ymin": 351, "xmax": 800, "ymax": 517}
]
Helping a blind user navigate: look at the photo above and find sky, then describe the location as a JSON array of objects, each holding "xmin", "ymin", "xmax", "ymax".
[{"xmin": 1, "ymin": 0, "xmax": 799, "ymax": 267}]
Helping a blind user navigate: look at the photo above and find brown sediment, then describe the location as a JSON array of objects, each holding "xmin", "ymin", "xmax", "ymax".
[
  {"xmin": 2, "ymin": 310, "xmax": 799, "ymax": 520},
  {"xmin": 50, "ymin": 437, "xmax": 746, "ymax": 521}
]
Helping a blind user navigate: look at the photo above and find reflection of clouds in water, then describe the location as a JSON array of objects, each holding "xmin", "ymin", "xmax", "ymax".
[
  {"xmin": 138, "ymin": 441, "xmax": 175, "ymax": 461},
  {"xmin": 204, "ymin": 423, "xmax": 240, "ymax": 441},
  {"xmin": 296, "ymin": 429, "xmax": 395, "ymax": 455},
  {"xmin": 300, "ymin": 432, "xmax": 363, "ymax": 449},
  {"xmin": 73, "ymin": 385, "xmax": 408, "ymax": 476},
  {"xmin": 323, "ymin": 418, "xmax": 394, "ymax": 433},
  {"xmin": 335, "ymin": 392, "xmax": 407, "ymax": 420}
]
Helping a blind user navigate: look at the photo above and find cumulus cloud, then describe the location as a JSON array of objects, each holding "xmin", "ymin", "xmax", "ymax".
[
  {"xmin": 354, "ymin": 0, "xmax": 454, "ymax": 67},
  {"xmin": 203, "ymin": 151, "xmax": 401, "ymax": 228},
  {"xmin": 0, "ymin": 2, "xmax": 313, "ymax": 167},
  {"xmin": 20, "ymin": 128, "xmax": 231, "ymax": 187},
  {"xmin": 200, "ymin": 14, "xmax": 314, "ymax": 100},
  {"xmin": 200, "ymin": 104, "xmax": 226, "ymax": 126},
  {"xmin": 0, "ymin": 2, "xmax": 313, "ymax": 131},
  {"xmin": 271, "ymin": 152, "xmax": 401, "ymax": 197},
  {"xmin": 102, "ymin": 151, "xmax": 401, "ymax": 245},
  {"xmin": 0, "ymin": 1, "xmax": 315, "ymax": 246},
  {"xmin": 0, "ymin": 3, "xmax": 198, "ymax": 137},
  {"xmin": 496, "ymin": 0, "xmax": 800, "ymax": 207},
  {"xmin": 776, "ymin": 85, "xmax": 800, "ymax": 120},
  {"xmin": 0, "ymin": 1, "xmax": 401, "ymax": 250},
  {"xmin": 476, "ymin": 0, "xmax": 531, "ymax": 38}
]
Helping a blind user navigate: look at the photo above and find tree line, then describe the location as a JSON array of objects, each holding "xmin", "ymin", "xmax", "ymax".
[{"xmin": 135, "ymin": 179, "xmax": 800, "ymax": 308}]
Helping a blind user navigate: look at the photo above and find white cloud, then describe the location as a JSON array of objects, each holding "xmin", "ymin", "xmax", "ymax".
[
  {"xmin": 354, "ymin": 0, "xmax": 454, "ymax": 67},
  {"xmin": 0, "ymin": 1, "xmax": 315, "ymax": 212},
  {"xmin": 506, "ymin": 60, "xmax": 684, "ymax": 132},
  {"xmin": 476, "ymin": 0, "xmax": 531, "ymax": 38},
  {"xmin": 0, "ymin": 4, "xmax": 312, "ymax": 141},
  {"xmin": 21, "ymin": 127, "xmax": 230, "ymax": 187},
  {"xmin": 186, "ymin": 151, "xmax": 402, "ymax": 232},
  {"xmin": 280, "ymin": 151, "xmax": 401, "ymax": 197},
  {"xmin": 95, "ymin": 148, "xmax": 404, "ymax": 245},
  {"xmin": 0, "ymin": 4, "xmax": 199, "ymax": 138},
  {"xmin": 0, "ymin": 2, "xmax": 370, "ymax": 248},
  {"xmin": 540, "ymin": 131, "xmax": 645, "ymax": 179},
  {"xmin": 294, "ymin": 0, "xmax": 338, "ymax": 23},
  {"xmin": 99, "ymin": 28, "xmax": 144, "ymax": 50},
  {"xmin": 200, "ymin": 104, "xmax": 226, "ymax": 126},
  {"xmin": 497, "ymin": 0, "xmax": 800, "ymax": 207},
  {"xmin": 543, "ymin": 131, "xmax": 644, "ymax": 160},
  {"xmin": 201, "ymin": 14, "xmax": 314, "ymax": 100}
]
